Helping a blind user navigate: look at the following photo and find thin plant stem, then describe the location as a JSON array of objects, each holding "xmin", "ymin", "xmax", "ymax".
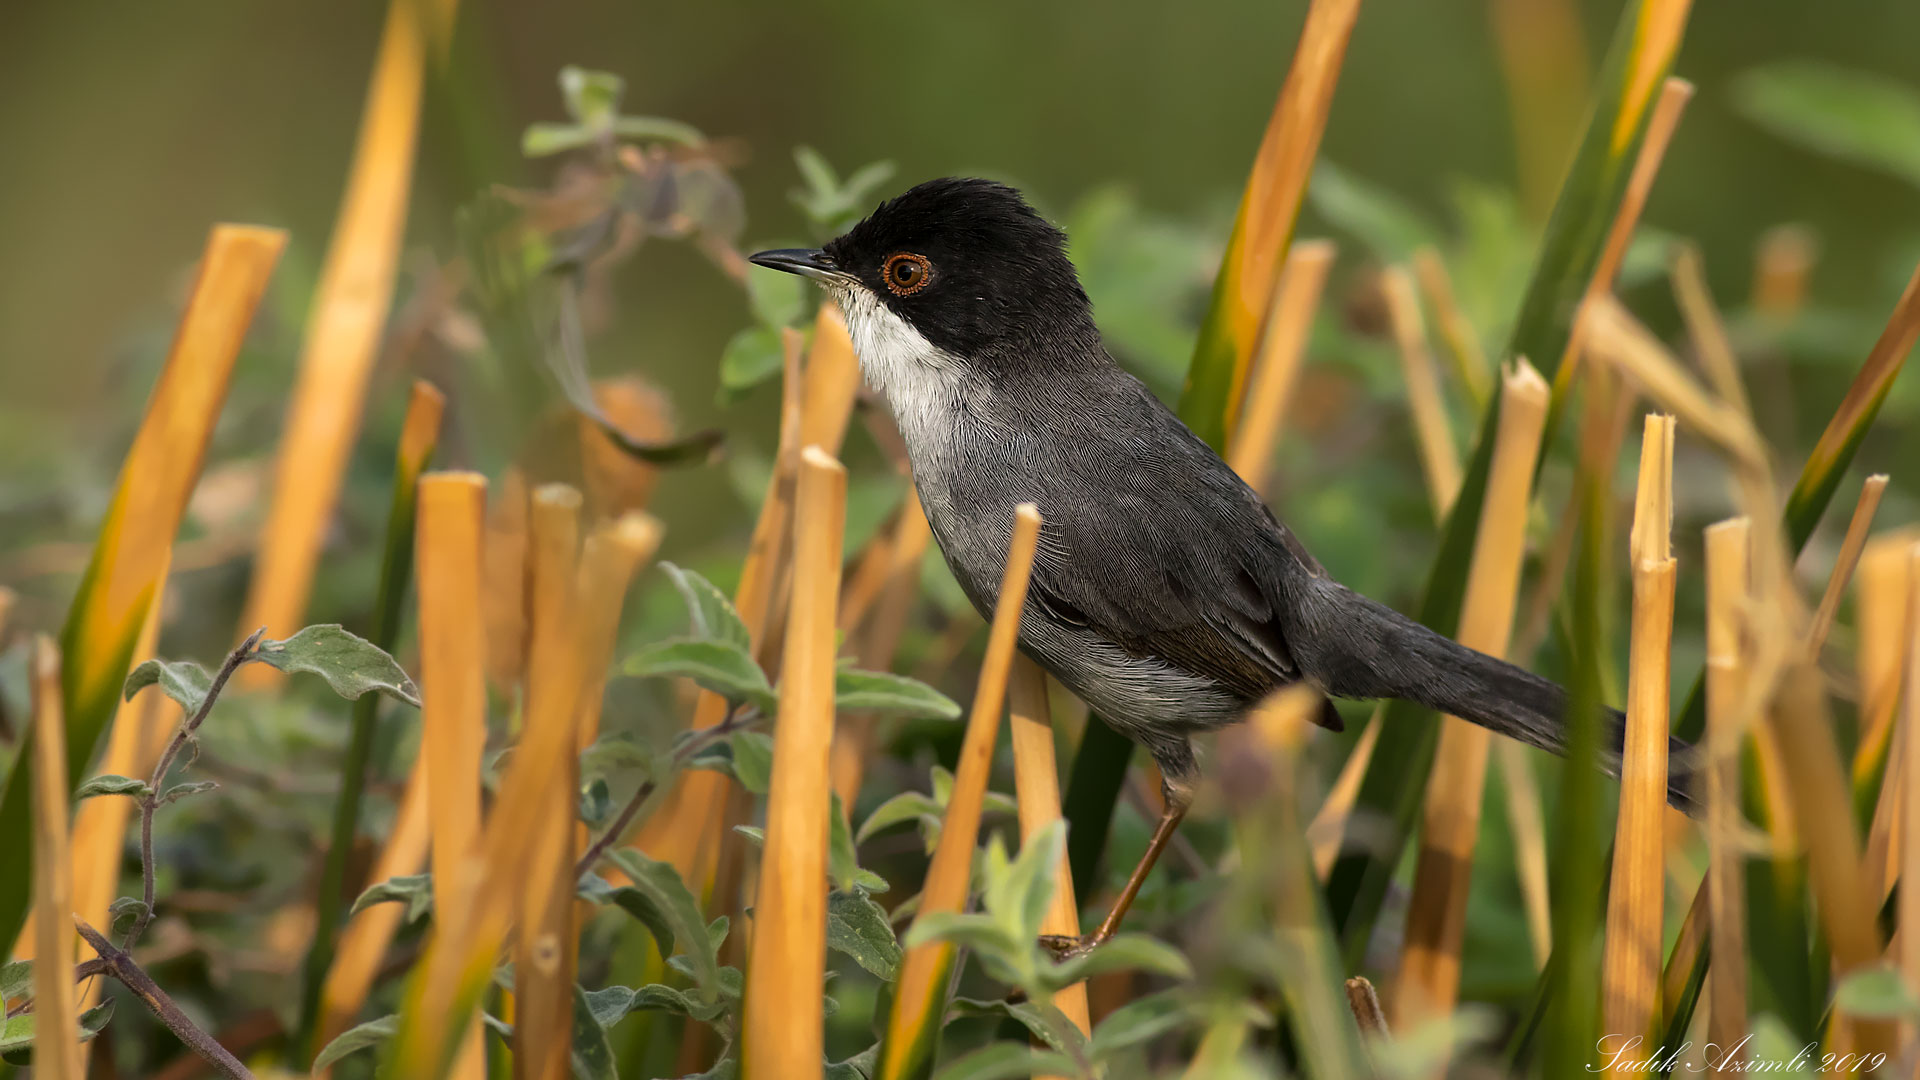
[
  {"xmin": 75, "ymin": 916, "xmax": 258, "ymax": 1080},
  {"xmin": 575, "ymin": 706, "xmax": 756, "ymax": 879}
]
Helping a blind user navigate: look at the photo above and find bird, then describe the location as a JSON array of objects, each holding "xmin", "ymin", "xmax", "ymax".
[{"xmin": 750, "ymin": 177, "xmax": 1694, "ymax": 956}]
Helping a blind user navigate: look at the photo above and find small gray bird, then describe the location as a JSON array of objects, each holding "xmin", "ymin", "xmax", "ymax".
[{"xmin": 751, "ymin": 177, "xmax": 1691, "ymax": 955}]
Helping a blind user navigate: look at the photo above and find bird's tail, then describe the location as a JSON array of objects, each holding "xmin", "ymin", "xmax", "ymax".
[{"xmin": 1288, "ymin": 578, "xmax": 1697, "ymax": 816}]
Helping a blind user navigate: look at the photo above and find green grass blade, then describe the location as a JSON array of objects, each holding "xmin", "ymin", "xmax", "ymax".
[{"xmin": 1323, "ymin": 0, "xmax": 1692, "ymax": 958}]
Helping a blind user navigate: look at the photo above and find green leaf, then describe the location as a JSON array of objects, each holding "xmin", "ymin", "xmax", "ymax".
[
  {"xmin": 929, "ymin": 1042, "xmax": 1078, "ymax": 1080},
  {"xmin": 569, "ymin": 982, "xmax": 618, "ymax": 1080},
  {"xmin": 952, "ymin": 998, "xmax": 1090, "ymax": 1057},
  {"xmin": 73, "ymin": 774, "xmax": 152, "ymax": 801},
  {"xmin": 856, "ymin": 791, "xmax": 941, "ymax": 846},
  {"xmin": 659, "ymin": 563, "xmax": 752, "ymax": 649},
  {"xmin": 730, "ymin": 731, "xmax": 774, "ymax": 796},
  {"xmin": 986, "ymin": 820, "xmax": 1064, "ymax": 943},
  {"xmin": 747, "ymin": 263, "xmax": 809, "ymax": 329},
  {"xmin": 903, "ymin": 911, "xmax": 1024, "ymax": 981},
  {"xmin": 795, "ymin": 145, "xmax": 840, "ymax": 198},
  {"xmin": 109, "ymin": 896, "xmax": 149, "ymax": 937},
  {"xmin": 1308, "ymin": 161, "xmax": 1438, "ymax": 259},
  {"xmin": 829, "ymin": 791, "xmax": 888, "ymax": 893},
  {"xmin": 719, "ymin": 325, "xmax": 787, "ymax": 395},
  {"xmin": 609, "ymin": 115, "xmax": 704, "ymax": 146},
  {"xmin": 349, "ymin": 873, "xmax": 433, "ymax": 924},
  {"xmin": 157, "ymin": 779, "xmax": 218, "ymax": 806},
  {"xmin": 311, "ymin": 1012, "xmax": 396, "ymax": 1072},
  {"xmin": 827, "ymin": 890, "xmax": 902, "ymax": 980},
  {"xmin": 559, "ymin": 66, "xmax": 624, "ymax": 127},
  {"xmin": 0, "ymin": 1000, "xmax": 114, "ymax": 1061},
  {"xmin": 834, "ymin": 668, "xmax": 962, "ymax": 721},
  {"xmin": 580, "ymin": 732, "xmax": 658, "ymax": 785},
  {"xmin": 578, "ymin": 874, "xmax": 675, "ymax": 959},
  {"xmin": 578, "ymin": 778, "xmax": 614, "ymax": 827},
  {"xmin": 1833, "ymin": 965, "xmax": 1920, "ymax": 1019},
  {"xmin": 1086, "ymin": 990, "xmax": 1208, "ymax": 1060},
  {"xmin": 0, "ymin": 960, "xmax": 28, "ymax": 1007},
  {"xmin": 256, "ymin": 624, "xmax": 421, "ymax": 707},
  {"xmin": 1732, "ymin": 61, "xmax": 1920, "ymax": 188},
  {"xmin": 623, "ymin": 638, "xmax": 775, "ymax": 714},
  {"xmin": 122, "ymin": 658, "xmax": 214, "ymax": 715},
  {"xmin": 521, "ymin": 121, "xmax": 596, "ymax": 158},
  {"xmin": 1044, "ymin": 933, "xmax": 1192, "ymax": 990},
  {"xmin": 606, "ymin": 849, "xmax": 722, "ymax": 1000},
  {"xmin": 827, "ymin": 1043, "xmax": 881, "ymax": 1080}
]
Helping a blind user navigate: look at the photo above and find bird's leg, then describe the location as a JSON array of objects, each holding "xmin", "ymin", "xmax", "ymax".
[{"xmin": 1040, "ymin": 779, "xmax": 1193, "ymax": 960}]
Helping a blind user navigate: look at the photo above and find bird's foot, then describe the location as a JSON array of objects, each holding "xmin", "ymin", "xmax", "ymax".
[{"xmin": 1038, "ymin": 933, "xmax": 1103, "ymax": 961}]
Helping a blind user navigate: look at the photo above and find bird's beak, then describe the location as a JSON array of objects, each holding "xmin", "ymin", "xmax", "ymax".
[{"xmin": 748, "ymin": 248, "xmax": 851, "ymax": 284}]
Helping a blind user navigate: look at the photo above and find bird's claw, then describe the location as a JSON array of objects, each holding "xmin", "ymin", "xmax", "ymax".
[{"xmin": 1038, "ymin": 933, "xmax": 1101, "ymax": 961}]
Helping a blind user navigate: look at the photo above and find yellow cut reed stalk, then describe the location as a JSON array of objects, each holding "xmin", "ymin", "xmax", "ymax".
[
  {"xmin": 1412, "ymin": 247, "xmax": 1492, "ymax": 405},
  {"xmin": 1900, "ymin": 546, "xmax": 1920, "ymax": 1025},
  {"xmin": 315, "ymin": 756, "xmax": 431, "ymax": 1065},
  {"xmin": 1226, "ymin": 239, "xmax": 1336, "ymax": 494},
  {"xmin": 1494, "ymin": 740, "xmax": 1553, "ymax": 967},
  {"xmin": 879, "ymin": 504, "xmax": 1045, "ymax": 1080},
  {"xmin": 1488, "ymin": 0, "xmax": 1592, "ymax": 218},
  {"xmin": 1806, "ymin": 476, "xmax": 1888, "ymax": 660},
  {"xmin": 1554, "ymin": 77, "xmax": 1693, "ymax": 396},
  {"xmin": 799, "ymin": 303, "xmax": 862, "ymax": 453},
  {"xmin": 1584, "ymin": 297, "xmax": 1766, "ymax": 464},
  {"xmin": 1751, "ymin": 225, "xmax": 1818, "ymax": 321},
  {"xmin": 1380, "ymin": 265, "xmax": 1462, "ymax": 521},
  {"xmin": 237, "ymin": 0, "xmax": 455, "ymax": 661},
  {"xmin": 0, "ymin": 224, "xmax": 285, "ymax": 957},
  {"xmin": 30, "ymin": 637, "xmax": 82, "ymax": 1080},
  {"xmin": 1008, "ymin": 657, "xmax": 1092, "ymax": 1061},
  {"xmin": 1703, "ymin": 517, "xmax": 1751, "ymax": 1063},
  {"xmin": 516, "ymin": 485, "xmax": 585, "ymax": 1080},
  {"xmin": 1395, "ymin": 361, "xmax": 1549, "ymax": 1026},
  {"xmin": 1184, "ymin": 0, "xmax": 1361, "ymax": 451},
  {"xmin": 1857, "ymin": 530, "xmax": 1918, "ymax": 903},
  {"xmin": 1670, "ymin": 244, "xmax": 1753, "ymax": 417},
  {"xmin": 483, "ymin": 467, "xmax": 531, "ymax": 693},
  {"xmin": 413, "ymin": 471, "xmax": 490, "ymax": 1080},
  {"xmin": 1600, "ymin": 414, "xmax": 1677, "ymax": 1070},
  {"xmin": 741, "ymin": 446, "xmax": 848, "ymax": 1079},
  {"xmin": 573, "ymin": 513, "xmax": 666, "ymax": 748},
  {"xmin": 1308, "ymin": 716, "xmax": 1380, "ymax": 878},
  {"xmin": 830, "ymin": 496, "xmax": 934, "ymax": 806}
]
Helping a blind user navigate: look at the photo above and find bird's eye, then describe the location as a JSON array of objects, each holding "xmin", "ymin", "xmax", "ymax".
[{"xmin": 882, "ymin": 252, "xmax": 932, "ymax": 296}]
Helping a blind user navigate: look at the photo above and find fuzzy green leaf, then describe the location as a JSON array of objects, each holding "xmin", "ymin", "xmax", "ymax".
[
  {"xmin": 835, "ymin": 668, "xmax": 962, "ymax": 721},
  {"xmin": 623, "ymin": 638, "xmax": 775, "ymax": 714},
  {"xmin": 569, "ymin": 982, "xmax": 618, "ymax": 1080},
  {"xmin": 1733, "ymin": 62, "xmax": 1920, "ymax": 188},
  {"xmin": 73, "ymin": 774, "xmax": 152, "ymax": 801},
  {"xmin": 578, "ymin": 874, "xmax": 675, "ymax": 960},
  {"xmin": 659, "ymin": 563, "xmax": 752, "ymax": 649},
  {"xmin": 311, "ymin": 1012, "xmax": 396, "ymax": 1072},
  {"xmin": 349, "ymin": 873, "xmax": 433, "ymax": 924},
  {"xmin": 157, "ymin": 780, "xmax": 218, "ymax": 806},
  {"xmin": 122, "ymin": 658, "xmax": 214, "ymax": 715},
  {"xmin": 719, "ymin": 325, "xmax": 786, "ymax": 395},
  {"xmin": 952, "ymin": 998, "xmax": 1090, "ymax": 1057},
  {"xmin": 606, "ymin": 849, "xmax": 721, "ymax": 1000},
  {"xmin": 256, "ymin": 624, "xmax": 421, "ymax": 707},
  {"xmin": 521, "ymin": 121, "xmax": 596, "ymax": 158},
  {"xmin": 1044, "ymin": 933, "xmax": 1192, "ymax": 990},
  {"xmin": 1833, "ymin": 965, "xmax": 1920, "ymax": 1019},
  {"xmin": 929, "ymin": 1042, "xmax": 1078, "ymax": 1080},
  {"xmin": 827, "ymin": 890, "xmax": 902, "ymax": 980}
]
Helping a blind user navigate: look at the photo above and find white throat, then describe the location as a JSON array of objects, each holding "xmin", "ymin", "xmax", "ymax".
[{"xmin": 830, "ymin": 285, "xmax": 972, "ymax": 461}]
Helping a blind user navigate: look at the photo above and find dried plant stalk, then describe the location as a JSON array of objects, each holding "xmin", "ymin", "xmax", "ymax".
[
  {"xmin": 1396, "ymin": 361, "xmax": 1549, "ymax": 1025},
  {"xmin": 1900, "ymin": 546, "xmax": 1920, "ymax": 1015},
  {"xmin": 1600, "ymin": 415, "xmax": 1677, "ymax": 1069},
  {"xmin": 1751, "ymin": 225, "xmax": 1818, "ymax": 321},
  {"xmin": 516, "ymin": 485, "xmax": 585, "ymax": 1080},
  {"xmin": 237, "ymin": 0, "xmax": 451, "ymax": 657},
  {"xmin": 1412, "ymin": 248, "xmax": 1492, "ymax": 405},
  {"xmin": 1009, "ymin": 657, "xmax": 1092, "ymax": 1057},
  {"xmin": 799, "ymin": 303, "xmax": 862, "ymax": 454},
  {"xmin": 742, "ymin": 447, "xmax": 848, "ymax": 1078},
  {"xmin": 1857, "ymin": 531, "xmax": 1918, "ymax": 902},
  {"xmin": 315, "ymin": 756, "xmax": 431, "ymax": 1065},
  {"xmin": 1381, "ymin": 265, "xmax": 1462, "ymax": 521},
  {"xmin": 1226, "ymin": 239, "xmax": 1336, "ymax": 493},
  {"xmin": 1308, "ymin": 712, "xmax": 1379, "ymax": 878},
  {"xmin": 573, "ymin": 513, "xmax": 666, "ymax": 747},
  {"xmin": 412, "ymin": 471, "xmax": 490, "ymax": 1079},
  {"xmin": 830, "ymin": 496, "xmax": 935, "ymax": 806},
  {"xmin": 1585, "ymin": 297, "xmax": 1766, "ymax": 464},
  {"xmin": 880, "ymin": 504, "xmax": 1044, "ymax": 1079},
  {"xmin": 483, "ymin": 467, "xmax": 531, "ymax": 692},
  {"xmin": 31, "ymin": 637, "xmax": 82, "ymax": 1080},
  {"xmin": 1703, "ymin": 517, "xmax": 1751, "ymax": 1063},
  {"xmin": 1494, "ymin": 740, "xmax": 1553, "ymax": 967},
  {"xmin": 1670, "ymin": 243, "xmax": 1752, "ymax": 417},
  {"xmin": 1806, "ymin": 476, "xmax": 1888, "ymax": 659}
]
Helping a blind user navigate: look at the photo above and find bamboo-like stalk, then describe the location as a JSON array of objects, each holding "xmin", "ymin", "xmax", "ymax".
[
  {"xmin": 30, "ymin": 637, "xmax": 82, "ymax": 1080},
  {"xmin": 1180, "ymin": 0, "xmax": 1362, "ymax": 451},
  {"xmin": 1008, "ymin": 656, "xmax": 1091, "ymax": 1064},
  {"xmin": 1600, "ymin": 415, "xmax": 1677, "ymax": 1071},
  {"xmin": 1411, "ymin": 247, "xmax": 1492, "ymax": 405},
  {"xmin": 742, "ymin": 446, "xmax": 848, "ymax": 1079},
  {"xmin": 1857, "ymin": 531, "xmax": 1918, "ymax": 903},
  {"xmin": 1806, "ymin": 476, "xmax": 1889, "ymax": 660},
  {"xmin": 1380, "ymin": 265, "xmax": 1463, "ymax": 521},
  {"xmin": 314, "ymin": 755, "xmax": 431, "ymax": 1068},
  {"xmin": 829, "ymin": 496, "xmax": 934, "ymax": 807},
  {"xmin": 879, "ymin": 504, "xmax": 1045, "ymax": 1080},
  {"xmin": 573, "ymin": 513, "xmax": 666, "ymax": 747},
  {"xmin": 516, "ymin": 485, "xmax": 585, "ymax": 1080},
  {"xmin": 237, "ymin": 0, "xmax": 454, "ymax": 658},
  {"xmin": 799, "ymin": 303, "xmax": 862, "ymax": 454},
  {"xmin": 412, "ymin": 471, "xmax": 490, "ymax": 1080},
  {"xmin": 1584, "ymin": 296, "xmax": 1767, "ymax": 464},
  {"xmin": 1554, "ymin": 77, "xmax": 1694, "ymax": 394},
  {"xmin": 1395, "ymin": 361, "xmax": 1549, "ymax": 1026},
  {"xmin": 1899, "ymin": 546, "xmax": 1920, "ymax": 1033},
  {"xmin": 483, "ymin": 467, "xmax": 530, "ymax": 693},
  {"xmin": 0, "ymin": 224, "xmax": 286, "ymax": 954},
  {"xmin": 1494, "ymin": 740, "xmax": 1553, "ymax": 967},
  {"xmin": 1750, "ymin": 225, "xmax": 1818, "ymax": 321},
  {"xmin": 1226, "ymin": 239, "xmax": 1336, "ymax": 494},
  {"xmin": 1670, "ymin": 244, "xmax": 1753, "ymax": 417},
  {"xmin": 1703, "ymin": 517, "xmax": 1751, "ymax": 1064}
]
